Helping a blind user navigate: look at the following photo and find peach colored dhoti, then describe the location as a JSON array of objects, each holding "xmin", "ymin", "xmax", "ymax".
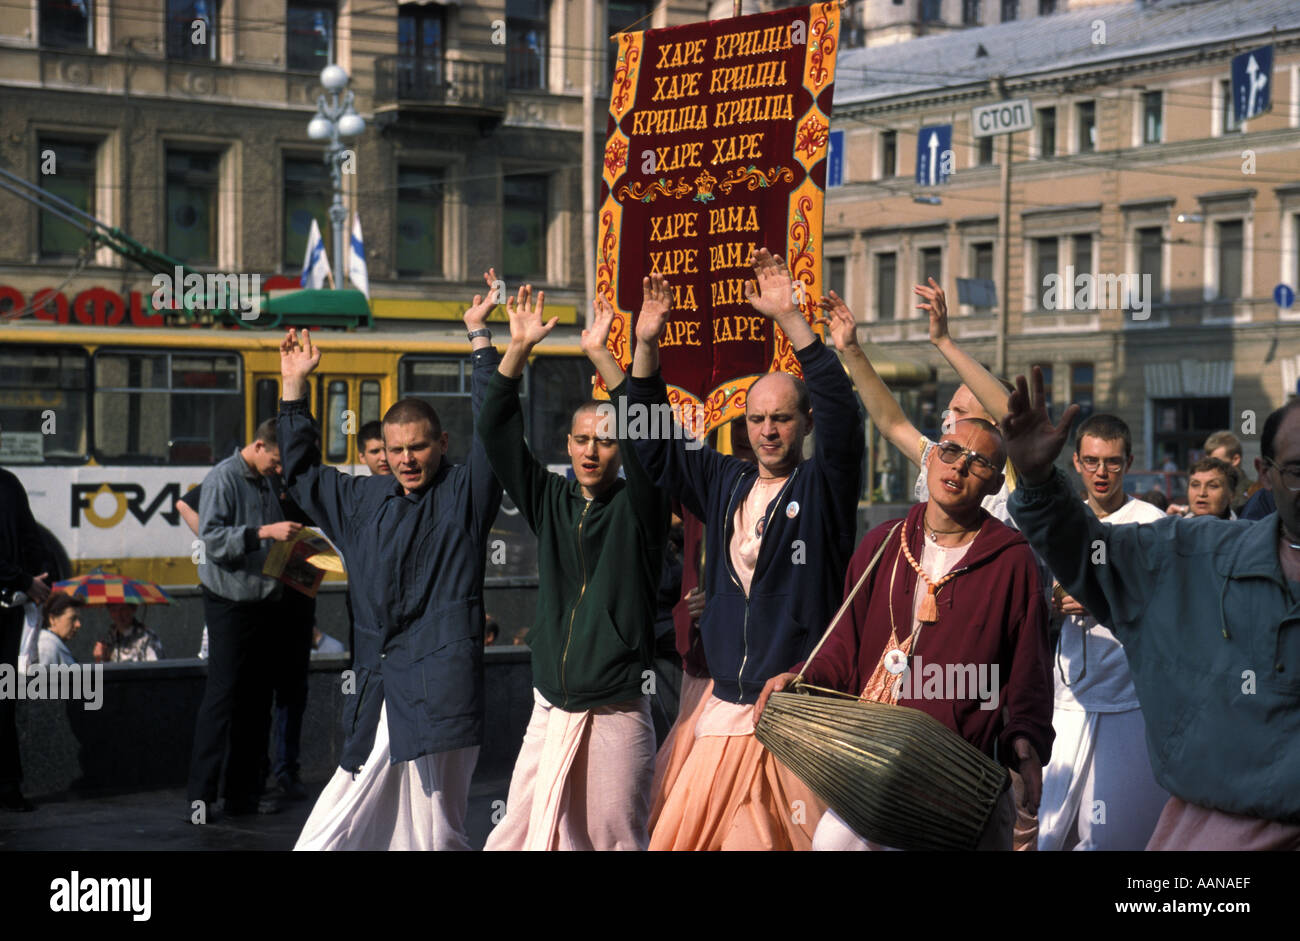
[
  {"xmin": 484, "ymin": 689, "xmax": 655, "ymax": 851},
  {"xmin": 1145, "ymin": 797, "xmax": 1300, "ymax": 850},
  {"xmin": 650, "ymin": 672, "xmax": 713, "ymax": 826},
  {"xmin": 649, "ymin": 694, "xmax": 825, "ymax": 851}
]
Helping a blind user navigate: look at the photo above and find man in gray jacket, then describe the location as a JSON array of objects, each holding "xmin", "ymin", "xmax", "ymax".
[{"xmin": 187, "ymin": 420, "xmax": 303, "ymax": 819}]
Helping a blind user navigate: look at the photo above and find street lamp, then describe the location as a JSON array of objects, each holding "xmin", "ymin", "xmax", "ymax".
[{"xmin": 308, "ymin": 64, "xmax": 364, "ymax": 288}]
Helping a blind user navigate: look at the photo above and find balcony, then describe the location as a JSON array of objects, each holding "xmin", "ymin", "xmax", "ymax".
[{"xmin": 374, "ymin": 56, "xmax": 506, "ymax": 119}]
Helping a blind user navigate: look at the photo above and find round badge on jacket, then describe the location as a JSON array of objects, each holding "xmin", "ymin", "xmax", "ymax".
[{"xmin": 786, "ymin": 501, "xmax": 800, "ymax": 519}]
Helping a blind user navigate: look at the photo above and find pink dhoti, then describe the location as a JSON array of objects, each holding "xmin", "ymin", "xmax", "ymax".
[
  {"xmin": 1145, "ymin": 797, "xmax": 1300, "ymax": 850},
  {"xmin": 484, "ymin": 689, "xmax": 655, "ymax": 851},
  {"xmin": 649, "ymin": 694, "xmax": 825, "ymax": 851}
]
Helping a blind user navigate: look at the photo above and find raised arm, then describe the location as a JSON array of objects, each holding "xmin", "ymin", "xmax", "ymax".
[
  {"xmin": 821, "ymin": 291, "xmax": 924, "ymax": 467},
  {"xmin": 581, "ymin": 294, "xmax": 625, "ymax": 391},
  {"xmin": 463, "ymin": 269, "xmax": 506, "ymax": 537},
  {"xmin": 917, "ymin": 278, "xmax": 1010, "ymax": 421},
  {"xmin": 477, "ymin": 283, "xmax": 560, "ymax": 531},
  {"xmin": 626, "ymin": 273, "xmax": 733, "ymax": 513},
  {"xmin": 277, "ymin": 328, "xmax": 365, "ymax": 542}
]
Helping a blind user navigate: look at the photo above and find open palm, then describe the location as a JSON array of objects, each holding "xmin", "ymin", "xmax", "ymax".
[
  {"xmin": 280, "ymin": 327, "xmax": 321, "ymax": 380},
  {"xmin": 817, "ymin": 291, "xmax": 860, "ymax": 352},
  {"xmin": 582, "ymin": 295, "xmax": 617, "ymax": 357},
  {"xmin": 506, "ymin": 283, "xmax": 557, "ymax": 348},
  {"xmin": 744, "ymin": 248, "xmax": 798, "ymax": 320},
  {"xmin": 1002, "ymin": 367, "xmax": 1080, "ymax": 484},
  {"xmin": 635, "ymin": 274, "xmax": 672, "ymax": 343}
]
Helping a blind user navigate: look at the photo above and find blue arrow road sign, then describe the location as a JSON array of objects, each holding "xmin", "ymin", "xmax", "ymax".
[
  {"xmin": 1276, "ymin": 284, "xmax": 1295, "ymax": 309},
  {"xmin": 916, "ymin": 125, "xmax": 953, "ymax": 187},
  {"xmin": 827, "ymin": 129, "xmax": 844, "ymax": 187},
  {"xmin": 1232, "ymin": 45, "xmax": 1273, "ymax": 124}
]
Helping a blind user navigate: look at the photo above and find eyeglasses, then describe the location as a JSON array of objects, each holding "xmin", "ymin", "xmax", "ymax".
[
  {"xmin": 1078, "ymin": 456, "xmax": 1125, "ymax": 473},
  {"xmin": 935, "ymin": 441, "xmax": 999, "ymax": 480},
  {"xmin": 1263, "ymin": 458, "xmax": 1300, "ymax": 492}
]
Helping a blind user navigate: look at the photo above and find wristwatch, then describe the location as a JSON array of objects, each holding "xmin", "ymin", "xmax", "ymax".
[{"xmin": 467, "ymin": 327, "xmax": 492, "ymax": 343}]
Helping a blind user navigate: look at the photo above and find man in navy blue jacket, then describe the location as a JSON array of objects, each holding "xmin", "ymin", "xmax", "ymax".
[
  {"xmin": 628, "ymin": 251, "xmax": 865, "ymax": 850},
  {"xmin": 279, "ymin": 276, "xmax": 503, "ymax": 850}
]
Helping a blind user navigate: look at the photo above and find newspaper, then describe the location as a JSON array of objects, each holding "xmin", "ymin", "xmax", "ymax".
[{"xmin": 261, "ymin": 527, "xmax": 343, "ymax": 598}]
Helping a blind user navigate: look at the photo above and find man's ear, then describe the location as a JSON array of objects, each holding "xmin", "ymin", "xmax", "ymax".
[{"xmin": 1256, "ymin": 456, "xmax": 1273, "ymax": 492}]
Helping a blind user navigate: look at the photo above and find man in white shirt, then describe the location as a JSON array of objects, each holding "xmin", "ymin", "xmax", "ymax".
[{"xmin": 1038, "ymin": 414, "xmax": 1169, "ymax": 851}]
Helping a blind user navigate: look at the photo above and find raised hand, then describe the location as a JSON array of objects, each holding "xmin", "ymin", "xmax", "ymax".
[
  {"xmin": 915, "ymin": 277, "xmax": 950, "ymax": 346},
  {"xmin": 743, "ymin": 248, "xmax": 800, "ymax": 320},
  {"xmin": 505, "ymin": 283, "xmax": 556, "ymax": 350},
  {"xmin": 634, "ymin": 274, "xmax": 673, "ymax": 344},
  {"xmin": 1001, "ymin": 366, "xmax": 1080, "ymax": 486},
  {"xmin": 817, "ymin": 291, "xmax": 861, "ymax": 353},
  {"xmin": 582, "ymin": 295, "xmax": 617, "ymax": 359},
  {"xmin": 464, "ymin": 267, "xmax": 503, "ymax": 332},
  {"xmin": 280, "ymin": 327, "xmax": 321, "ymax": 401}
]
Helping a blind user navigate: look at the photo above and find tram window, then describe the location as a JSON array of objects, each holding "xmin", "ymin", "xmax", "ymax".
[
  {"xmin": 398, "ymin": 356, "xmax": 473, "ymax": 465},
  {"xmin": 0, "ymin": 346, "xmax": 89, "ymax": 464},
  {"xmin": 94, "ymin": 350, "xmax": 242, "ymax": 465},
  {"xmin": 528, "ymin": 356, "xmax": 595, "ymax": 465},
  {"xmin": 360, "ymin": 380, "xmax": 381, "ymax": 427},
  {"xmin": 255, "ymin": 378, "xmax": 279, "ymax": 429},
  {"xmin": 324, "ymin": 379, "xmax": 349, "ymax": 462}
]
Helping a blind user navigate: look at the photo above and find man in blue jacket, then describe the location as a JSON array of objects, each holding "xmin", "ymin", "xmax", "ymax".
[
  {"xmin": 628, "ymin": 250, "xmax": 865, "ymax": 850},
  {"xmin": 279, "ymin": 276, "xmax": 503, "ymax": 851}
]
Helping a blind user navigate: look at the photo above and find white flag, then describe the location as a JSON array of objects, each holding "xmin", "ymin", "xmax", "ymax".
[
  {"xmin": 300, "ymin": 218, "xmax": 332, "ymax": 290},
  {"xmin": 348, "ymin": 213, "xmax": 369, "ymax": 298}
]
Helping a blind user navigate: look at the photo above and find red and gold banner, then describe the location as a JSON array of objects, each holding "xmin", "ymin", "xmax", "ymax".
[{"xmin": 599, "ymin": 3, "xmax": 840, "ymax": 434}]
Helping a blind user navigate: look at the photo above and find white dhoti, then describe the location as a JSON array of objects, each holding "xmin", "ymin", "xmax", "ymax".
[
  {"xmin": 483, "ymin": 688, "xmax": 655, "ymax": 851},
  {"xmin": 1037, "ymin": 707, "xmax": 1168, "ymax": 851},
  {"xmin": 294, "ymin": 703, "xmax": 479, "ymax": 851}
]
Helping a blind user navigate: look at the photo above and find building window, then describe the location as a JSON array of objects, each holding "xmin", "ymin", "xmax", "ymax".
[
  {"xmin": 93, "ymin": 351, "xmax": 243, "ymax": 465},
  {"xmin": 529, "ymin": 356, "xmax": 597, "ymax": 464},
  {"xmin": 0, "ymin": 347, "xmax": 89, "ymax": 464},
  {"xmin": 879, "ymin": 130, "xmax": 897, "ymax": 179},
  {"xmin": 395, "ymin": 168, "xmax": 445, "ymax": 277},
  {"xmin": 1072, "ymin": 233, "xmax": 1092, "ymax": 280},
  {"xmin": 977, "ymin": 136, "xmax": 994, "ymax": 166},
  {"xmin": 507, "ymin": 0, "xmax": 548, "ymax": 91},
  {"xmin": 875, "ymin": 252, "xmax": 897, "ymax": 321},
  {"xmin": 1076, "ymin": 101, "xmax": 1096, "ymax": 152},
  {"xmin": 1220, "ymin": 79, "xmax": 1240, "ymax": 133},
  {"xmin": 1038, "ymin": 0, "xmax": 1056, "ymax": 13},
  {"xmin": 971, "ymin": 241, "xmax": 994, "ymax": 314},
  {"xmin": 921, "ymin": 0, "xmax": 943, "ymax": 22},
  {"xmin": 1035, "ymin": 237, "xmax": 1058, "ymax": 309},
  {"xmin": 287, "ymin": 1, "xmax": 335, "ymax": 72},
  {"xmin": 608, "ymin": 1, "xmax": 652, "ymax": 87},
  {"xmin": 1216, "ymin": 219, "xmax": 1243, "ymax": 300},
  {"xmin": 168, "ymin": 0, "xmax": 217, "ymax": 61},
  {"xmin": 1143, "ymin": 90, "xmax": 1163, "ymax": 144},
  {"xmin": 919, "ymin": 246, "xmax": 942, "ymax": 287},
  {"xmin": 1137, "ymin": 226, "xmax": 1163, "ymax": 301},
  {"xmin": 283, "ymin": 156, "xmax": 330, "ymax": 272},
  {"xmin": 40, "ymin": 0, "xmax": 92, "ymax": 49},
  {"xmin": 824, "ymin": 255, "xmax": 846, "ymax": 296},
  {"xmin": 166, "ymin": 149, "xmax": 220, "ymax": 266},
  {"xmin": 962, "ymin": 0, "xmax": 981, "ymax": 25},
  {"xmin": 503, "ymin": 173, "xmax": 548, "ymax": 281},
  {"xmin": 1000, "ymin": 0, "xmax": 1018, "ymax": 22},
  {"xmin": 38, "ymin": 139, "xmax": 97, "ymax": 259},
  {"xmin": 396, "ymin": 5, "xmax": 445, "ymax": 96},
  {"xmin": 1070, "ymin": 364, "xmax": 1094, "ymax": 424},
  {"xmin": 1154, "ymin": 397, "xmax": 1229, "ymax": 471},
  {"xmin": 1037, "ymin": 107, "xmax": 1056, "ymax": 157}
]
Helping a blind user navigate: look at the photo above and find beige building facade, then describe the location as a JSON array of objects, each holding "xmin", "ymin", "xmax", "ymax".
[{"xmin": 826, "ymin": 0, "xmax": 1300, "ymax": 497}]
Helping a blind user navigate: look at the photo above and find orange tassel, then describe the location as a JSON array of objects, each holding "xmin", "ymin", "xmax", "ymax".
[{"xmin": 918, "ymin": 586, "xmax": 939, "ymax": 623}]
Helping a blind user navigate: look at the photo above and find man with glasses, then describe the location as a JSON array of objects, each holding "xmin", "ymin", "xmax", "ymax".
[
  {"xmin": 1035, "ymin": 414, "xmax": 1168, "ymax": 851},
  {"xmin": 756, "ymin": 417, "xmax": 1054, "ymax": 850},
  {"xmin": 1007, "ymin": 380, "xmax": 1300, "ymax": 848}
]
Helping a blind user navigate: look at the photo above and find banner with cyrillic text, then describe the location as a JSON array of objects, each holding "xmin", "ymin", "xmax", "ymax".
[{"xmin": 598, "ymin": 3, "xmax": 841, "ymax": 434}]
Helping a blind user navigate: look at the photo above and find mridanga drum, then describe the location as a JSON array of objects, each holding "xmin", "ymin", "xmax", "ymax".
[
  {"xmin": 755, "ymin": 691, "xmax": 1009, "ymax": 851},
  {"xmin": 753, "ymin": 521, "xmax": 1011, "ymax": 851}
]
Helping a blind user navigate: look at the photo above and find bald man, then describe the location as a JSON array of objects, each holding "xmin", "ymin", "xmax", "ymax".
[
  {"xmin": 757, "ymin": 418, "xmax": 1054, "ymax": 850},
  {"xmin": 627, "ymin": 253, "xmax": 865, "ymax": 850}
]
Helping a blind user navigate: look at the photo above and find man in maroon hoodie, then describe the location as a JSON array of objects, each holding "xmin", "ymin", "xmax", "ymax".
[{"xmin": 757, "ymin": 418, "xmax": 1053, "ymax": 850}]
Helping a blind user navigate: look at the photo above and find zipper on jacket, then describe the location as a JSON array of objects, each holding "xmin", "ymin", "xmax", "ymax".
[{"xmin": 560, "ymin": 499, "xmax": 591, "ymax": 708}]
